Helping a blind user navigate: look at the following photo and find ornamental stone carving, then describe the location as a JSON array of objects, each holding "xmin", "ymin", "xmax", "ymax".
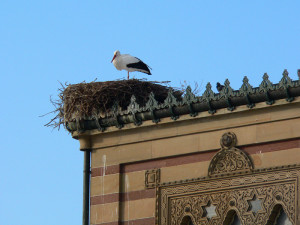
[
  {"xmin": 156, "ymin": 132, "xmax": 299, "ymax": 225},
  {"xmin": 157, "ymin": 166, "xmax": 299, "ymax": 225},
  {"xmin": 208, "ymin": 132, "xmax": 253, "ymax": 176},
  {"xmin": 145, "ymin": 168, "xmax": 160, "ymax": 189},
  {"xmin": 169, "ymin": 183, "xmax": 295, "ymax": 225}
]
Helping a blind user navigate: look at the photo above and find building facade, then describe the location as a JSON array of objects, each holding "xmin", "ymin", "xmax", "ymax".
[{"xmin": 69, "ymin": 72, "xmax": 300, "ymax": 225}]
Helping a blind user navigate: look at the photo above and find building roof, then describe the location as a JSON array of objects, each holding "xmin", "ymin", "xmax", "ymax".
[{"xmin": 66, "ymin": 70, "xmax": 300, "ymax": 133}]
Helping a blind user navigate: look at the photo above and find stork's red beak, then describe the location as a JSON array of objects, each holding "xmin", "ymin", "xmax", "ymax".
[{"xmin": 111, "ymin": 55, "xmax": 116, "ymax": 63}]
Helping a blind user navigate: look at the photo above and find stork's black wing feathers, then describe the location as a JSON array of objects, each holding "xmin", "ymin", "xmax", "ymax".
[{"xmin": 127, "ymin": 57, "xmax": 152, "ymax": 75}]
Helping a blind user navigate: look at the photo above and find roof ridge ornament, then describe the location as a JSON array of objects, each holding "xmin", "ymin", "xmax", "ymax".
[
  {"xmin": 112, "ymin": 101, "xmax": 124, "ymax": 129},
  {"xmin": 65, "ymin": 70, "xmax": 300, "ymax": 133},
  {"xmin": 219, "ymin": 79, "xmax": 235, "ymax": 111},
  {"xmin": 240, "ymin": 76, "xmax": 254, "ymax": 93},
  {"xmin": 163, "ymin": 89, "xmax": 179, "ymax": 120},
  {"xmin": 145, "ymin": 92, "xmax": 160, "ymax": 123},
  {"xmin": 163, "ymin": 88, "xmax": 178, "ymax": 107},
  {"xmin": 203, "ymin": 82, "xmax": 215, "ymax": 99},
  {"xmin": 279, "ymin": 69, "xmax": 294, "ymax": 102},
  {"xmin": 222, "ymin": 79, "xmax": 235, "ymax": 96},
  {"xmin": 127, "ymin": 95, "xmax": 142, "ymax": 126},
  {"xmin": 145, "ymin": 92, "xmax": 159, "ymax": 110},
  {"xmin": 182, "ymin": 86, "xmax": 198, "ymax": 117},
  {"xmin": 202, "ymin": 82, "xmax": 216, "ymax": 114},
  {"xmin": 127, "ymin": 95, "xmax": 140, "ymax": 113},
  {"xmin": 260, "ymin": 73, "xmax": 274, "ymax": 89},
  {"xmin": 182, "ymin": 86, "xmax": 198, "ymax": 103},
  {"xmin": 239, "ymin": 76, "xmax": 255, "ymax": 108},
  {"xmin": 259, "ymin": 73, "xmax": 275, "ymax": 105}
]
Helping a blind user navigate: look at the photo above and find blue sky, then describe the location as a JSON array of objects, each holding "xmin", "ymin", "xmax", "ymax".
[{"xmin": 1, "ymin": 1, "xmax": 300, "ymax": 225}]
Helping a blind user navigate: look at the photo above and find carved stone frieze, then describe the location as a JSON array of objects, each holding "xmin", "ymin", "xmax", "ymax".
[
  {"xmin": 157, "ymin": 166, "xmax": 300, "ymax": 225},
  {"xmin": 155, "ymin": 133, "xmax": 298, "ymax": 224},
  {"xmin": 155, "ymin": 133, "xmax": 299, "ymax": 224}
]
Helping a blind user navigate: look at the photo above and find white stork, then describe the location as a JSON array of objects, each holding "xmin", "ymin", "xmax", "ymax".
[{"xmin": 111, "ymin": 50, "xmax": 152, "ymax": 79}]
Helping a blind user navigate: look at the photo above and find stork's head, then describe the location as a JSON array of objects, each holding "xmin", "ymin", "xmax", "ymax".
[{"xmin": 111, "ymin": 50, "xmax": 120, "ymax": 63}]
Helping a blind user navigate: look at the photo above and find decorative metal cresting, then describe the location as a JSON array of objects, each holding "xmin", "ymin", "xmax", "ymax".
[
  {"xmin": 127, "ymin": 95, "xmax": 142, "ymax": 126},
  {"xmin": 208, "ymin": 132, "xmax": 253, "ymax": 177},
  {"xmin": 156, "ymin": 132, "xmax": 299, "ymax": 225},
  {"xmin": 67, "ymin": 70, "xmax": 300, "ymax": 133}
]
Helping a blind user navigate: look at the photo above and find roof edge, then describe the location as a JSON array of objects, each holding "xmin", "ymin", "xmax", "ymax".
[{"xmin": 67, "ymin": 70, "xmax": 300, "ymax": 133}]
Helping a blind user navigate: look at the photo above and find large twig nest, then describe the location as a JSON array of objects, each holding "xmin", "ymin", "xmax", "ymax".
[{"xmin": 46, "ymin": 79, "xmax": 182, "ymax": 130}]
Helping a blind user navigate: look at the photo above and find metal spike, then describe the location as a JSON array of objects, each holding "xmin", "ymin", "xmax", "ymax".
[
  {"xmin": 279, "ymin": 69, "xmax": 294, "ymax": 102},
  {"xmin": 145, "ymin": 92, "xmax": 159, "ymax": 110},
  {"xmin": 182, "ymin": 86, "xmax": 198, "ymax": 117},
  {"xmin": 202, "ymin": 82, "xmax": 216, "ymax": 114},
  {"xmin": 111, "ymin": 101, "xmax": 123, "ymax": 129},
  {"xmin": 127, "ymin": 95, "xmax": 140, "ymax": 114},
  {"xmin": 279, "ymin": 69, "xmax": 293, "ymax": 87},
  {"xmin": 240, "ymin": 76, "xmax": 254, "ymax": 93},
  {"xmin": 220, "ymin": 79, "xmax": 235, "ymax": 111},
  {"xmin": 127, "ymin": 95, "xmax": 142, "ymax": 126},
  {"xmin": 239, "ymin": 76, "xmax": 255, "ymax": 108},
  {"xmin": 163, "ymin": 89, "xmax": 178, "ymax": 107},
  {"xmin": 259, "ymin": 73, "xmax": 274, "ymax": 90},
  {"xmin": 145, "ymin": 92, "xmax": 160, "ymax": 123},
  {"xmin": 203, "ymin": 82, "xmax": 215, "ymax": 99},
  {"xmin": 259, "ymin": 73, "xmax": 274, "ymax": 105},
  {"xmin": 224, "ymin": 79, "xmax": 230, "ymax": 86},
  {"xmin": 182, "ymin": 85, "xmax": 197, "ymax": 104},
  {"xmin": 163, "ymin": 89, "xmax": 179, "ymax": 120},
  {"xmin": 222, "ymin": 79, "xmax": 234, "ymax": 96}
]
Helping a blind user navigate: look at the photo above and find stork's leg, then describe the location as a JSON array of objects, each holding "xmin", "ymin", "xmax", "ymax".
[{"xmin": 127, "ymin": 71, "xmax": 129, "ymax": 79}]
